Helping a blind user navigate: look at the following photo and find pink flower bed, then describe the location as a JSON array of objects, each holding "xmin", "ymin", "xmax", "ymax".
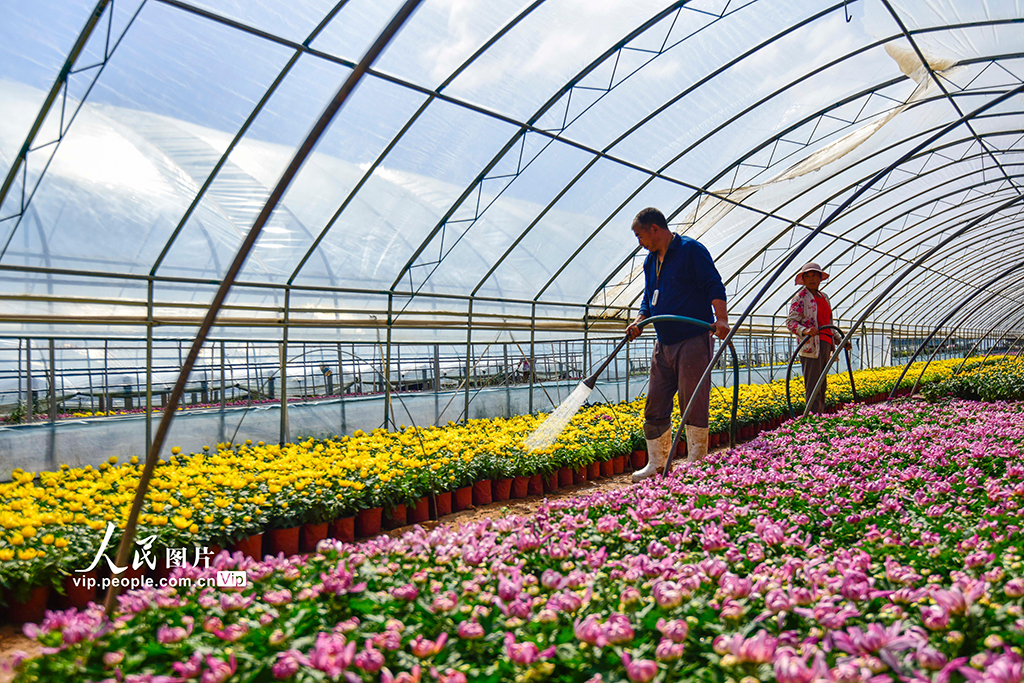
[{"xmin": 8, "ymin": 399, "xmax": 1024, "ymax": 682}]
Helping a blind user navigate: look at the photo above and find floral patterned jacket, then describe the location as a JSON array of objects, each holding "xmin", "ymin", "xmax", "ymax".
[{"xmin": 785, "ymin": 286, "xmax": 833, "ymax": 359}]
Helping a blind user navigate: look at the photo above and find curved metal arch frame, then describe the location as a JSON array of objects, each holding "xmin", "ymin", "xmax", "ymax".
[
  {"xmin": 0, "ymin": 0, "xmax": 146, "ymax": 257},
  {"xmin": 387, "ymin": 0, "xmax": 698, "ymax": 294},
  {"xmin": 286, "ymin": 0, "xmax": 551, "ymax": 287},
  {"xmin": 803, "ymin": 191, "xmax": 1024, "ymax": 418},
  {"xmin": 711, "ymin": 101, "xmax": 1024, "ymax": 308},
  {"xmin": 388, "ymin": 3, "xmax": 990, "ymax": 310},
  {"xmin": 844, "ymin": 201, "xmax": 1024, "ymax": 324},
  {"xmin": 761, "ymin": 168, "xmax": 1024, "ymax": 325},
  {"xmin": 846, "ymin": 215, "xmax": 1024, "ymax": 342},
  {"xmin": 664, "ymin": 165, "xmax": 1024, "ymax": 341},
  {"xmin": 101, "ymin": 0, "xmax": 427, "ymax": 614},
  {"xmin": 493, "ymin": 17, "xmax": 1024, "ymax": 309},
  {"xmin": 6, "ymin": 0, "xmax": 1018, "ymax": 315},
  {"xmin": 951, "ymin": 296, "xmax": 1024, "ymax": 375},
  {"xmin": 150, "ymin": 0, "xmax": 351, "ymax": 280},
  {"xmin": 728, "ymin": 149, "xmax": 1024, "ymax": 322},
  {"xmin": 717, "ymin": 127, "xmax": 1024, "ymax": 325},
  {"xmin": 881, "ymin": 0, "xmax": 1023, "ymax": 196},
  {"xmin": 590, "ymin": 48, "xmax": 1024, "ymax": 311},
  {"xmin": 605, "ymin": 75, "xmax": 1024, "ymax": 318},
  {"xmin": 906, "ymin": 295, "xmax": 1024, "ymax": 398},
  {"xmin": 885, "ymin": 259, "xmax": 1024, "ymax": 399},
  {"xmin": 874, "ymin": 219, "xmax": 1024, "ymax": 325},
  {"xmin": 970, "ymin": 309, "xmax": 1024, "ymax": 368},
  {"xmin": 675, "ymin": 82, "xmax": 1024, "ymax": 432},
  {"xmin": 467, "ymin": 2, "xmax": 859, "ymax": 299},
  {"xmin": 751, "ymin": 130, "xmax": 1024, "ymax": 303},
  {"xmin": 6, "ymin": 0, "xmax": 1024, "ymax": 350}
]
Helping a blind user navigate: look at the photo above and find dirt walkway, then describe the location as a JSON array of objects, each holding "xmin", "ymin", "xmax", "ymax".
[{"xmin": 0, "ymin": 470, "xmax": 639, "ymax": 680}]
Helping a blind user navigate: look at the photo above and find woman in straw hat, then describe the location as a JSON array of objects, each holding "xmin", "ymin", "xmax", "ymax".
[{"xmin": 785, "ymin": 262, "xmax": 848, "ymax": 414}]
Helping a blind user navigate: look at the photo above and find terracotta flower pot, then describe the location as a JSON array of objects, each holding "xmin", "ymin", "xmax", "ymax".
[
  {"xmin": 434, "ymin": 492, "xmax": 452, "ymax": 518},
  {"xmin": 631, "ymin": 450, "xmax": 647, "ymax": 469},
  {"xmin": 355, "ymin": 507, "xmax": 383, "ymax": 537},
  {"xmin": 613, "ymin": 455, "xmax": 625, "ymax": 474},
  {"xmin": 542, "ymin": 471, "xmax": 559, "ymax": 493},
  {"xmin": 558, "ymin": 466, "xmax": 573, "ymax": 487},
  {"xmin": 330, "ymin": 517, "xmax": 355, "ymax": 543},
  {"xmin": 454, "ymin": 486, "xmax": 473, "ymax": 511},
  {"xmin": 383, "ymin": 504, "xmax": 407, "ymax": 530},
  {"xmin": 7, "ymin": 585, "xmax": 49, "ymax": 624},
  {"xmin": 59, "ymin": 571, "xmax": 97, "ymax": 610},
  {"xmin": 574, "ymin": 466, "xmax": 587, "ymax": 484},
  {"xmin": 674, "ymin": 441, "xmax": 686, "ymax": 460},
  {"xmin": 527, "ymin": 474, "xmax": 544, "ymax": 496},
  {"xmin": 709, "ymin": 432, "xmax": 720, "ymax": 448},
  {"xmin": 600, "ymin": 459, "xmax": 614, "ymax": 477},
  {"xmin": 472, "ymin": 480, "xmax": 492, "ymax": 506},
  {"xmin": 512, "ymin": 475, "xmax": 530, "ymax": 499},
  {"xmin": 587, "ymin": 461, "xmax": 601, "ymax": 479},
  {"xmin": 493, "ymin": 478, "xmax": 513, "ymax": 501},
  {"xmin": 408, "ymin": 497, "xmax": 430, "ymax": 524},
  {"xmin": 300, "ymin": 522, "xmax": 328, "ymax": 552},
  {"xmin": 230, "ymin": 533, "xmax": 263, "ymax": 560},
  {"xmin": 265, "ymin": 526, "xmax": 300, "ymax": 557}
]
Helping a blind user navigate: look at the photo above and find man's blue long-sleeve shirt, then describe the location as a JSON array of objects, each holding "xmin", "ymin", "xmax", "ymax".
[{"xmin": 638, "ymin": 234, "xmax": 727, "ymax": 345}]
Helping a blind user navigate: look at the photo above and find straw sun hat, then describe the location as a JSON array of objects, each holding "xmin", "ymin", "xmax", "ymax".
[{"xmin": 794, "ymin": 262, "xmax": 829, "ymax": 286}]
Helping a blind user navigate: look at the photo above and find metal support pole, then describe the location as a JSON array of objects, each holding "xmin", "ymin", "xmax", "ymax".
[
  {"xmin": 280, "ymin": 291, "xmax": 290, "ymax": 445},
  {"xmin": 746, "ymin": 318, "xmax": 752, "ymax": 386},
  {"xmin": 504, "ymin": 343, "xmax": 511, "ymax": 417},
  {"xmin": 352, "ymin": 343, "xmax": 358, "ymax": 394},
  {"xmin": 337, "ymin": 342, "xmax": 346, "ymax": 433},
  {"xmin": 49, "ymin": 339, "xmax": 56, "ymax": 423},
  {"xmin": 464, "ymin": 299, "xmax": 473, "ymax": 422},
  {"xmin": 529, "ymin": 303, "xmax": 536, "ymax": 413},
  {"xmin": 26, "ymin": 339, "xmax": 33, "ymax": 420},
  {"xmin": 583, "ymin": 305, "xmax": 590, "ymax": 379},
  {"xmin": 86, "ymin": 342, "xmax": 94, "ymax": 412},
  {"xmin": 624, "ymin": 329, "xmax": 630, "ymax": 400},
  {"xmin": 146, "ymin": 281, "xmax": 154, "ymax": 454},
  {"xmin": 220, "ymin": 341, "xmax": 226, "ymax": 410},
  {"xmin": 384, "ymin": 293, "xmax": 393, "ymax": 427},
  {"xmin": 102, "ymin": 339, "xmax": 108, "ymax": 415},
  {"xmin": 433, "ymin": 344, "xmax": 441, "ymax": 425}
]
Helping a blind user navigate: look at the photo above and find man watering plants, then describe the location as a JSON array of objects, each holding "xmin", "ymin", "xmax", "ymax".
[{"xmin": 625, "ymin": 207, "xmax": 730, "ymax": 481}]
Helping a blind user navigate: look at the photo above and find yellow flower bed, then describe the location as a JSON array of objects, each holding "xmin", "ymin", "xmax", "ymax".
[{"xmin": 0, "ymin": 355, "xmax": 998, "ymax": 593}]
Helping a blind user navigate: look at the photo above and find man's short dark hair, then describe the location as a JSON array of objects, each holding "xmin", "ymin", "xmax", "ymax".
[{"xmin": 633, "ymin": 207, "xmax": 668, "ymax": 231}]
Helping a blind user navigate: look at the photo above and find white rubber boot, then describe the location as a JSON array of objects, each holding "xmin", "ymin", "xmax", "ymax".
[
  {"xmin": 686, "ymin": 425, "xmax": 709, "ymax": 463},
  {"xmin": 632, "ymin": 430, "xmax": 671, "ymax": 482}
]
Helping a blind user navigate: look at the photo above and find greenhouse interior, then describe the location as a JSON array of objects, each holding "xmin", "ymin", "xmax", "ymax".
[{"xmin": 3, "ymin": 0, "xmax": 1024, "ymax": 680}]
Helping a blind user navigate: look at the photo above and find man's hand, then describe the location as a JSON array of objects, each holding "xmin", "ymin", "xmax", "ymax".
[
  {"xmin": 626, "ymin": 316, "xmax": 647, "ymax": 341},
  {"xmin": 710, "ymin": 319, "xmax": 729, "ymax": 340}
]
